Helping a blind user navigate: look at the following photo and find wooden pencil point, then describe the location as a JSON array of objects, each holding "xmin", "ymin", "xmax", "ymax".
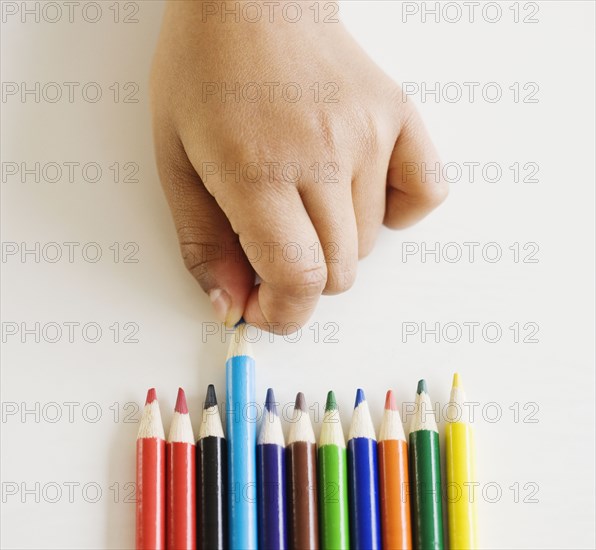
[
  {"xmin": 226, "ymin": 321, "xmax": 253, "ymax": 360},
  {"xmin": 384, "ymin": 389, "xmax": 398, "ymax": 411},
  {"xmin": 145, "ymin": 387, "xmax": 157, "ymax": 405},
  {"xmin": 265, "ymin": 388, "xmax": 278, "ymax": 415},
  {"xmin": 417, "ymin": 379, "xmax": 428, "ymax": 395},
  {"xmin": 205, "ymin": 384, "xmax": 218, "ymax": 409},
  {"xmin": 325, "ymin": 390, "xmax": 338, "ymax": 412},
  {"xmin": 294, "ymin": 391, "xmax": 307, "ymax": 412},
  {"xmin": 354, "ymin": 388, "xmax": 366, "ymax": 408},
  {"xmin": 452, "ymin": 372, "xmax": 462, "ymax": 389},
  {"xmin": 174, "ymin": 387, "xmax": 188, "ymax": 414}
]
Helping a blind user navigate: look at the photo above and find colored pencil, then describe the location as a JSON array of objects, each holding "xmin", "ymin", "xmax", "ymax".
[
  {"xmin": 318, "ymin": 390, "xmax": 350, "ymax": 550},
  {"xmin": 287, "ymin": 392, "xmax": 319, "ymax": 549},
  {"xmin": 226, "ymin": 321, "xmax": 258, "ymax": 549},
  {"xmin": 257, "ymin": 388, "xmax": 287, "ymax": 549},
  {"xmin": 409, "ymin": 380, "xmax": 444, "ymax": 550},
  {"xmin": 378, "ymin": 390, "xmax": 412, "ymax": 550},
  {"xmin": 136, "ymin": 388, "xmax": 166, "ymax": 550},
  {"xmin": 446, "ymin": 373, "xmax": 478, "ymax": 549},
  {"xmin": 347, "ymin": 388, "xmax": 381, "ymax": 550},
  {"xmin": 166, "ymin": 388, "xmax": 196, "ymax": 550},
  {"xmin": 197, "ymin": 384, "xmax": 227, "ymax": 550}
]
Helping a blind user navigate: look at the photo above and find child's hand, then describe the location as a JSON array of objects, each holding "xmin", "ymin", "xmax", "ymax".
[{"xmin": 151, "ymin": 2, "xmax": 447, "ymax": 333}]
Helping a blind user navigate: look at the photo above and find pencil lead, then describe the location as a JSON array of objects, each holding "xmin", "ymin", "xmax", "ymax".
[
  {"xmin": 417, "ymin": 379, "xmax": 428, "ymax": 395},
  {"xmin": 452, "ymin": 372, "xmax": 461, "ymax": 389},
  {"xmin": 294, "ymin": 392, "xmax": 307, "ymax": 412},
  {"xmin": 175, "ymin": 387, "xmax": 189, "ymax": 414},
  {"xmin": 145, "ymin": 388, "xmax": 157, "ymax": 405},
  {"xmin": 354, "ymin": 388, "xmax": 366, "ymax": 408},
  {"xmin": 325, "ymin": 390, "xmax": 337, "ymax": 412},
  {"xmin": 265, "ymin": 388, "xmax": 278, "ymax": 415},
  {"xmin": 384, "ymin": 389, "xmax": 398, "ymax": 411},
  {"xmin": 204, "ymin": 384, "xmax": 217, "ymax": 409},
  {"xmin": 234, "ymin": 317, "xmax": 245, "ymax": 328}
]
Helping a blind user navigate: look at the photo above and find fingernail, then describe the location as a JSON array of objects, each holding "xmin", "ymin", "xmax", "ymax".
[{"xmin": 209, "ymin": 288, "xmax": 231, "ymax": 324}]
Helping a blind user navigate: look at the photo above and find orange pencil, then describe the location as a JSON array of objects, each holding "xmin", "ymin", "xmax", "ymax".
[{"xmin": 378, "ymin": 390, "xmax": 412, "ymax": 549}]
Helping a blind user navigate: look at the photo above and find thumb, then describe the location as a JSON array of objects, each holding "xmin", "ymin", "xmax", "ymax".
[{"xmin": 155, "ymin": 133, "xmax": 254, "ymax": 326}]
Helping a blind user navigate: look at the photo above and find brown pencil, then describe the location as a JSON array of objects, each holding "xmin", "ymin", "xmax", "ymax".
[{"xmin": 286, "ymin": 392, "xmax": 319, "ymax": 549}]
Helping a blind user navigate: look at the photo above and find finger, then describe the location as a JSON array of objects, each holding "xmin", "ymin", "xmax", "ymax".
[
  {"xmin": 300, "ymin": 175, "xmax": 358, "ymax": 295},
  {"xmin": 351, "ymin": 125, "xmax": 395, "ymax": 258},
  {"xmin": 384, "ymin": 104, "xmax": 449, "ymax": 229},
  {"xmin": 154, "ymin": 128, "xmax": 254, "ymax": 327},
  {"xmin": 199, "ymin": 177, "xmax": 327, "ymax": 333}
]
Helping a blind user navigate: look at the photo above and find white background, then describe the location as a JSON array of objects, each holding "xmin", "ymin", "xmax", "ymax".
[{"xmin": 1, "ymin": 1, "xmax": 594, "ymax": 548}]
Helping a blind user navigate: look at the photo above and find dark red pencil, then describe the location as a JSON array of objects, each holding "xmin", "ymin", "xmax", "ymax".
[
  {"xmin": 136, "ymin": 388, "xmax": 166, "ymax": 549},
  {"xmin": 166, "ymin": 388, "xmax": 196, "ymax": 550}
]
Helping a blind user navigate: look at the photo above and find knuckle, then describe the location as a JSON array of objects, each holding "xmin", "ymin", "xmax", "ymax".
[
  {"xmin": 324, "ymin": 264, "xmax": 357, "ymax": 295},
  {"xmin": 353, "ymin": 108, "xmax": 382, "ymax": 158},
  {"xmin": 313, "ymin": 110, "xmax": 341, "ymax": 159},
  {"xmin": 281, "ymin": 263, "xmax": 328, "ymax": 299},
  {"xmin": 177, "ymin": 229, "xmax": 220, "ymax": 286},
  {"xmin": 358, "ymin": 236, "xmax": 376, "ymax": 260},
  {"xmin": 422, "ymin": 177, "xmax": 450, "ymax": 209}
]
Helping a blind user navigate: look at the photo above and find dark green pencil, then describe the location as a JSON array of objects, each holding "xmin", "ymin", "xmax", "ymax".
[{"xmin": 409, "ymin": 380, "xmax": 444, "ymax": 549}]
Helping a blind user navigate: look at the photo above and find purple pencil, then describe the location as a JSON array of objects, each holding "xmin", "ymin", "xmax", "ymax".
[{"xmin": 257, "ymin": 388, "xmax": 287, "ymax": 549}]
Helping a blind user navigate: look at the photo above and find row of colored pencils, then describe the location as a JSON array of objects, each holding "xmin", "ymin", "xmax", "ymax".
[{"xmin": 136, "ymin": 324, "xmax": 477, "ymax": 549}]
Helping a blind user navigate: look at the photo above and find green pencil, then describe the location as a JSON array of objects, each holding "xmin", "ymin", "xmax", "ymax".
[
  {"xmin": 409, "ymin": 380, "xmax": 444, "ymax": 549},
  {"xmin": 318, "ymin": 391, "xmax": 350, "ymax": 549}
]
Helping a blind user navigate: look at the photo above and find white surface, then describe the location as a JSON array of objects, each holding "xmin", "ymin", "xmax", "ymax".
[{"xmin": 1, "ymin": 1, "xmax": 594, "ymax": 548}]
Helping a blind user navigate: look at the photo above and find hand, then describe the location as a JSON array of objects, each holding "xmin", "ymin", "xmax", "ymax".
[{"xmin": 151, "ymin": 1, "xmax": 448, "ymax": 333}]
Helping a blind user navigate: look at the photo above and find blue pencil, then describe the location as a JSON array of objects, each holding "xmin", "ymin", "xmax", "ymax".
[
  {"xmin": 347, "ymin": 388, "xmax": 381, "ymax": 550},
  {"xmin": 226, "ymin": 322, "xmax": 258, "ymax": 549},
  {"xmin": 257, "ymin": 388, "xmax": 287, "ymax": 549}
]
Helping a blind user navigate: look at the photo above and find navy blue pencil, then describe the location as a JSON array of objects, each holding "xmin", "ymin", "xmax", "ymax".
[
  {"xmin": 347, "ymin": 389, "xmax": 381, "ymax": 550},
  {"xmin": 257, "ymin": 388, "xmax": 287, "ymax": 549}
]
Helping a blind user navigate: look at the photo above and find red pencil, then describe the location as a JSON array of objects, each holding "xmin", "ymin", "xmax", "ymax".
[
  {"xmin": 136, "ymin": 388, "xmax": 166, "ymax": 549},
  {"xmin": 166, "ymin": 388, "xmax": 196, "ymax": 550}
]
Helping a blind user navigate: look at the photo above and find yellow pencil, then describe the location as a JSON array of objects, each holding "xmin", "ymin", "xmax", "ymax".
[{"xmin": 445, "ymin": 373, "xmax": 478, "ymax": 549}]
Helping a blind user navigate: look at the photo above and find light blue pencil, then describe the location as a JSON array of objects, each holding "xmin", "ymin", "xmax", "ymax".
[{"xmin": 226, "ymin": 321, "xmax": 258, "ymax": 549}]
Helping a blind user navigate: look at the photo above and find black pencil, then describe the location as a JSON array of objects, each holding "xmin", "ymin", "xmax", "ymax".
[{"xmin": 197, "ymin": 384, "xmax": 227, "ymax": 549}]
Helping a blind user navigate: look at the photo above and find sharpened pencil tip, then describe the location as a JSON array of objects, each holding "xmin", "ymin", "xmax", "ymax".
[
  {"xmin": 452, "ymin": 372, "xmax": 461, "ymax": 389},
  {"xmin": 234, "ymin": 317, "xmax": 245, "ymax": 328},
  {"xmin": 294, "ymin": 392, "xmax": 307, "ymax": 412},
  {"xmin": 226, "ymin": 322, "xmax": 253, "ymax": 360},
  {"xmin": 204, "ymin": 384, "xmax": 217, "ymax": 409},
  {"xmin": 385, "ymin": 390, "xmax": 398, "ymax": 411},
  {"xmin": 417, "ymin": 379, "xmax": 428, "ymax": 395},
  {"xmin": 354, "ymin": 388, "xmax": 366, "ymax": 408},
  {"xmin": 145, "ymin": 388, "xmax": 157, "ymax": 405},
  {"xmin": 174, "ymin": 387, "xmax": 189, "ymax": 414},
  {"xmin": 325, "ymin": 391, "xmax": 337, "ymax": 412},
  {"xmin": 265, "ymin": 388, "xmax": 278, "ymax": 415}
]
